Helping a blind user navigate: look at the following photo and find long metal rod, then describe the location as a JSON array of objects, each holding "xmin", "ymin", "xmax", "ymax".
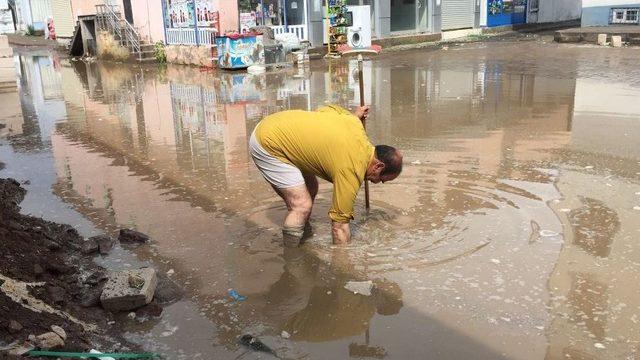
[{"xmin": 358, "ymin": 54, "xmax": 370, "ymax": 211}]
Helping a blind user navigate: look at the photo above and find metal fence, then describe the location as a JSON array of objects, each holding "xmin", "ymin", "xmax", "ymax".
[
  {"xmin": 270, "ymin": 25, "xmax": 307, "ymax": 41},
  {"xmin": 166, "ymin": 28, "xmax": 218, "ymax": 45}
]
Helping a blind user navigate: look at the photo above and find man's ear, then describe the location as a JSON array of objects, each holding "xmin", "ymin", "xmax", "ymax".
[{"xmin": 375, "ymin": 160, "xmax": 386, "ymax": 172}]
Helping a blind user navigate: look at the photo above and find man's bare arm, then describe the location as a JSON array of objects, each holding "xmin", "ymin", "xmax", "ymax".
[{"xmin": 331, "ymin": 221, "xmax": 351, "ymax": 244}]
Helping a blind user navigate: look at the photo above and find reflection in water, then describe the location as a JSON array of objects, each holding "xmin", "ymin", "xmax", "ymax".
[{"xmin": 1, "ymin": 41, "xmax": 640, "ymax": 359}]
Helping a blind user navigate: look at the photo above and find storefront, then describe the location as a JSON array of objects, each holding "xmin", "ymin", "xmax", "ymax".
[
  {"xmin": 441, "ymin": 0, "xmax": 476, "ymax": 30},
  {"xmin": 486, "ymin": 0, "xmax": 526, "ymax": 27},
  {"xmin": 390, "ymin": 0, "xmax": 428, "ymax": 33},
  {"xmin": 162, "ymin": 0, "xmax": 238, "ymax": 45},
  {"xmin": 238, "ymin": 0, "xmax": 308, "ymax": 40}
]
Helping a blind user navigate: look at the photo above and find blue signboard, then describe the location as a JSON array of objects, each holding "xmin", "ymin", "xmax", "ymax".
[
  {"xmin": 215, "ymin": 35, "xmax": 264, "ymax": 69},
  {"xmin": 487, "ymin": 0, "xmax": 527, "ymax": 27}
]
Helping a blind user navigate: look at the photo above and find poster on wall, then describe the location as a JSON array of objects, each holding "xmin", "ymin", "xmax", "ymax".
[
  {"xmin": 487, "ymin": 0, "xmax": 527, "ymax": 26},
  {"xmin": 168, "ymin": 0, "xmax": 217, "ymax": 28},
  {"xmin": 239, "ymin": 12, "xmax": 257, "ymax": 33}
]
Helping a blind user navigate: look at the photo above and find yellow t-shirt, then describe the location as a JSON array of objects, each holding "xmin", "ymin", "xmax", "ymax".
[{"xmin": 255, "ymin": 105, "xmax": 374, "ymax": 223}]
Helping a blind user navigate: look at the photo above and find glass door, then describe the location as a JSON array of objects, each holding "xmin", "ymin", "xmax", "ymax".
[
  {"xmin": 391, "ymin": 0, "xmax": 417, "ymax": 32},
  {"xmin": 391, "ymin": 0, "xmax": 428, "ymax": 33}
]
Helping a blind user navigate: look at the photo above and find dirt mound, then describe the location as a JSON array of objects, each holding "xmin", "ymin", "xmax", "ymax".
[{"xmin": 0, "ymin": 178, "xmax": 137, "ymax": 356}]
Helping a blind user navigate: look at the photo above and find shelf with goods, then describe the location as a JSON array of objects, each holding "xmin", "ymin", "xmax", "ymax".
[{"xmin": 326, "ymin": 0, "xmax": 348, "ymax": 56}]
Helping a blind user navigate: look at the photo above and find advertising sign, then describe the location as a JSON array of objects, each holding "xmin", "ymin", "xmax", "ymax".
[
  {"xmin": 215, "ymin": 35, "xmax": 264, "ymax": 69},
  {"xmin": 240, "ymin": 12, "xmax": 257, "ymax": 33}
]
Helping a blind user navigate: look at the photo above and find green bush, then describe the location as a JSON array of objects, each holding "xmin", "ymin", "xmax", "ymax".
[
  {"xmin": 154, "ymin": 41, "xmax": 167, "ymax": 64},
  {"xmin": 26, "ymin": 25, "xmax": 35, "ymax": 36}
]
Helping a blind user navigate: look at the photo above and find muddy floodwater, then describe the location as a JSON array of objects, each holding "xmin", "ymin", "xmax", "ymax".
[{"xmin": 1, "ymin": 38, "xmax": 640, "ymax": 359}]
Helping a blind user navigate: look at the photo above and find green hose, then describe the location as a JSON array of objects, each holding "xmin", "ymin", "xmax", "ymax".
[{"xmin": 28, "ymin": 350, "xmax": 160, "ymax": 359}]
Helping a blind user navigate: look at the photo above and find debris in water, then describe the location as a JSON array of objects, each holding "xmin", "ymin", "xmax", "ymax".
[
  {"xmin": 490, "ymin": 259, "xmax": 501, "ymax": 264},
  {"xmin": 594, "ymin": 343, "xmax": 606, "ymax": 349},
  {"xmin": 281, "ymin": 330, "xmax": 291, "ymax": 339},
  {"xmin": 539, "ymin": 230, "xmax": 559, "ymax": 237},
  {"xmin": 238, "ymin": 335, "xmax": 278, "ymax": 357},
  {"xmin": 411, "ymin": 160, "xmax": 422, "ymax": 165},
  {"xmin": 633, "ymin": 206, "xmax": 640, "ymax": 211},
  {"xmin": 228, "ymin": 289, "xmax": 247, "ymax": 301},
  {"xmin": 344, "ymin": 280, "xmax": 374, "ymax": 296}
]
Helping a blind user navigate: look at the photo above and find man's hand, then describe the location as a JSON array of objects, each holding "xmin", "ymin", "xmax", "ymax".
[
  {"xmin": 354, "ymin": 106, "xmax": 370, "ymax": 122},
  {"xmin": 331, "ymin": 221, "xmax": 351, "ymax": 245}
]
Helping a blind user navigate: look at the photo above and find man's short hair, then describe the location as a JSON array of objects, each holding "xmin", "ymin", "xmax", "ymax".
[{"xmin": 375, "ymin": 145, "xmax": 402, "ymax": 176}]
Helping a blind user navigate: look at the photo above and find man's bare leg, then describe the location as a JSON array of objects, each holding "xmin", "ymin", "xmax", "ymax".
[
  {"xmin": 270, "ymin": 184, "xmax": 312, "ymax": 247},
  {"xmin": 301, "ymin": 173, "xmax": 318, "ymax": 240}
]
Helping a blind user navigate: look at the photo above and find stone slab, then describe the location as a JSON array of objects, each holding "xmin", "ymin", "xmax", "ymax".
[
  {"xmin": 0, "ymin": 35, "xmax": 8, "ymax": 48},
  {"xmin": 597, "ymin": 33, "xmax": 607, "ymax": 46},
  {"xmin": 611, "ymin": 35, "xmax": 622, "ymax": 47},
  {"xmin": 100, "ymin": 268, "xmax": 157, "ymax": 312}
]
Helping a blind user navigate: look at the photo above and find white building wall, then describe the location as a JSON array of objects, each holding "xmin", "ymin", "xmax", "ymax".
[{"xmin": 537, "ymin": 0, "xmax": 581, "ymax": 23}]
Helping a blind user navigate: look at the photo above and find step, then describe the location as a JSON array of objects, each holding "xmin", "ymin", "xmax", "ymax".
[
  {"xmin": 140, "ymin": 50, "xmax": 155, "ymax": 59},
  {"xmin": 140, "ymin": 44, "xmax": 154, "ymax": 52}
]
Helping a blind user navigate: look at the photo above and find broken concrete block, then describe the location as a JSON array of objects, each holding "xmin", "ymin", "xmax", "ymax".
[
  {"xmin": 597, "ymin": 34, "xmax": 607, "ymax": 46},
  {"xmin": 81, "ymin": 238, "xmax": 99, "ymax": 254},
  {"xmin": 100, "ymin": 268, "xmax": 157, "ymax": 312},
  {"xmin": 344, "ymin": 280, "xmax": 374, "ymax": 296},
  {"xmin": 118, "ymin": 229, "xmax": 149, "ymax": 244},
  {"xmin": 611, "ymin": 35, "xmax": 622, "ymax": 48},
  {"xmin": 34, "ymin": 332, "xmax": 65, "ymax": 349},
  {"xmin": 50, "ymin": 325, "xmax": 66, "ymax": 340},
  {"xmin": 90, "ymin": 235, "xmax": 114, "ymax": 254},
  {"xmin": 0, "ymin": 35, "xmax": 8, "ymax": 48}
]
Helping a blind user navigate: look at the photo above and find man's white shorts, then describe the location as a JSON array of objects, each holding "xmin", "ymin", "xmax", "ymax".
[{"xmin": 250, "ymin": 130, "xmax": 305, "ymax": 189}]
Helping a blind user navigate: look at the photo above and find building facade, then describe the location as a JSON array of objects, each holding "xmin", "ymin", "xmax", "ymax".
[{"xmin": 582, "ymin": 0, "xmax": 640, "ymax": 26}]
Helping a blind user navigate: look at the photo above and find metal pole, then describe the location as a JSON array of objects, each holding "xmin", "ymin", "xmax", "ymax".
[
  {"xmin": 283, "ymin": 0, "xmax": 288, "ymax": 27},
  {"xmin": 192, "ymin": 0, "xmax": 199, "ymax": 45},
  {"xmin": 358, "ymin": 54, "xmax": 370, "ymax": 211}
]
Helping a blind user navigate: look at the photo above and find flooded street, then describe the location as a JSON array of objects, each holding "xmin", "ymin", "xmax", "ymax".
[{"xmin": 1, "ymin": 37, "xmax": 640, "ymax": 359}]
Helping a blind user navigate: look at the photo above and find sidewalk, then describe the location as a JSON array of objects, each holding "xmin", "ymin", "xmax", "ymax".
[{"xmin": 5, "ymin": 33, "xmax": 58, "ymax": 47}]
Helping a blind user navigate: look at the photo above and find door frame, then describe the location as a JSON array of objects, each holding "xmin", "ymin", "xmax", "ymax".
[{"xmin": 123, "ymin": 0, "xmax": 134, "ymax": 25}]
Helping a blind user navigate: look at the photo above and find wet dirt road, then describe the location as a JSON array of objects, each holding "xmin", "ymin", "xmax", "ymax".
[{"xmin": 1, "ymin": 38, "xmax": 640, "ymax": 359}]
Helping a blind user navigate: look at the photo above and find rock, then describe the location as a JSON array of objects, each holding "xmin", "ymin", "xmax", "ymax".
[
  {"xmin": 8, "ymin": 320, "xmax": 23, "ymax": 334},
  {"xmin": 100, "ymin": 268, "xmax": 158, "ymax": 312},
  {"xmin": 118, "ymin": 229, "xmax": 149, "ymax": 244},
  {"xmin": 50, "ymin": 325, "xmax": 66, "ymax": 340},
  {"xmin": 33, "ymin": 264, "xmax": 44, "ymax": 276},
  {"xmin": 344, "ymin": 280, "xmax": 374, "ymax": 296},
  {"xmin": 85, "ymin": 271, "xmax": 108, "ymax": 286},
  {"xmin": 43, "ymin": 260, "xmax": 72, "ymax": 275},
  {"xmin": 8, "ymin": 343, "xmax": 34, "ymax": 356},
  {"xmin": 154, "ymin": 274, "xmax": 184, "ymax": 305},
  {"xmin": 47, "ymin": 286, "xmax": 66, "ymax": 304},
  {"xmin": 34, "ymin": 332, "xmax": 64, "ymax": 349},
  {"xmin": 281, "ymin": 330, "xmax": 291, "ymax": 339},
  {"xmin": 135, "ymin": 302, "xmax": 163, "ymax": 319},
  {"xmin": 80, "ymin": 287, "xmax": 103, "ymax": 307},
  {"xmin": 81, "ymin": 238, "xmax": 99, "ymax": 254},
  {"xmin": 597, "ymin": 33, "xmax": 607, "ymax": 46},
  {"xmin": 91, "ymin": 235, "xmax": 114, "ymax": 254},
  {"xmin": 612, "ymin": 35, "xmax": 622, "ymax": 48},
  {"xmin": 45, "ymin": 240, "xmax": 62, "ymax": 251}
]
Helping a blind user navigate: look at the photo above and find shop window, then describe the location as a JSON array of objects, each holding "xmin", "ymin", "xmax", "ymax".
[{"xmin": 610, "ymin": 8, "xmax": 640, "ymax": 24}]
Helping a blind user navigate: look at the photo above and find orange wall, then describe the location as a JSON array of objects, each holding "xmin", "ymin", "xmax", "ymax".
[
  {"xmin": 131, "ymin": 0, "xmax": 165, "ymax": 43},
  {"xmin": 70, "ymin": 0, "xmax": 240, "ymax": 41}
]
